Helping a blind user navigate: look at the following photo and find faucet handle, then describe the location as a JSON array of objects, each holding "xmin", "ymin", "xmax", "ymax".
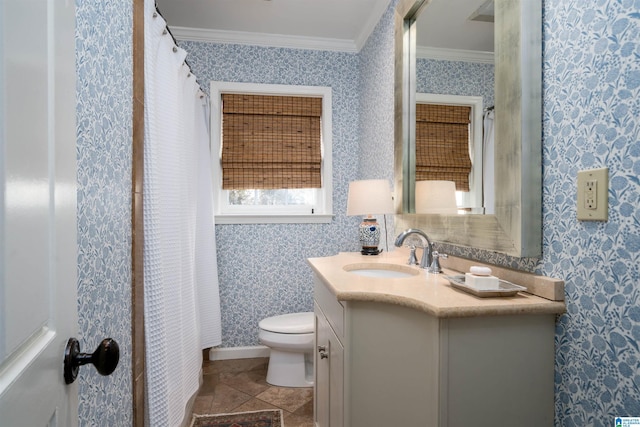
[
  {"xmin": 428, "ymin": 251, "xmax": 448, "ymax": 274},
  {"xmin": 407, "ymin": 245, "xmax": 419, "ymax": 266}
]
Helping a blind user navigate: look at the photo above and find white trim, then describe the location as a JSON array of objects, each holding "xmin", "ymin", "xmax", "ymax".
[
  {"xmin": 170, "ymin": 26, "xmax": 358, "ymax": 53},
  {"xmin": 416, "ymin": 46, "xmax": 494, "ymax": 64},
  {"xmin": 215, "ymin": 214, "xmax": 334, "ymax": 225},
  {"xmin": 210, "ymin": 81, "xmax": 333, "ymax": 223},
  {"xmin": 415, "ymin": 93, "xmax": 484, "ymax": 211},
  {"xmin": 208, "ymin": 346, "xmax": 271, "ymax": 361}
]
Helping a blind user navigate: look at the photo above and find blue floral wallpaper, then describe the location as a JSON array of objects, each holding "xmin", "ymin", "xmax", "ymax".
[
  {"xmin": 543, "ymin": 0, "xmax": 640, "ymax": 424},
  {"xmin": 358, "ymin": 0, "xmax": 397, "ymax": 182},
  {"xmin": 179, "ymin": 41, "xmax": 363, "ymax": 347},
  {"xmin": 416, "ymin": 58, "xmax": 494, "ymax": 110},
  {"xmin": 76, "ymin": 0, "xmax": 133, "ymax": 425}
]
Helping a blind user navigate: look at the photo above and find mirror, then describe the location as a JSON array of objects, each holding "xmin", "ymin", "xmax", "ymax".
[
  {"xmin": 414, "ymin": 1, "xmax": 494, "ymax": 214},
  {"xmin": 394, "ymin": 0, "xmax": 542, "ymax": 257}
]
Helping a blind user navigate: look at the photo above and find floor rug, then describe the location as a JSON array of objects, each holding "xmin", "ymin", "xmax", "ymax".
[{"xmin": 190, "ymin": 409, "xmax": 283, "ymax": 427}]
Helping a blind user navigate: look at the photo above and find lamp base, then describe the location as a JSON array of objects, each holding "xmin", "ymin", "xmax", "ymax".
[
  {"xmin": 359, "ymin": 218, "xmax": 382, "ymax": 256},
  {"xmin": 360, "ymin": 247, "xmax": 382, "ymax": 256}
]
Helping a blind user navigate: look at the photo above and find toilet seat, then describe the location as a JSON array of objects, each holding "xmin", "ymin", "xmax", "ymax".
[{"xmin": 259, "ymin": 312, "xmax": 314, "ymax": 334}]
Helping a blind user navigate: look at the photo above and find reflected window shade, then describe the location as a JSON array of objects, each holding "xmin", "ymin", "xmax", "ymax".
[
  {"xmin": 221, "ymin": 94, "xmax": 322, "ymax": 190},
  {"xmin": 416, "ymin": 104, "xmax": 472, "ymax": 192}
]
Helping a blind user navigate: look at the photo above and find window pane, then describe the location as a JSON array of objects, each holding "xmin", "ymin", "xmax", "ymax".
[{"xmin": 228, "ymin": 189, "xmax": 315, "ymax": 206}]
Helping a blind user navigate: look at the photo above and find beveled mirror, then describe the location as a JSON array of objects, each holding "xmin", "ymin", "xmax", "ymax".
[{"xmin": 394, "ymin": 0, "xmax": 542, "ymax": 257}]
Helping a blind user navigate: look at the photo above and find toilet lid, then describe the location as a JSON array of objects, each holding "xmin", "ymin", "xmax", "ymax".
[{"xmin": 259, "ymin": 312, "xmax": 314, "ymax": 334}]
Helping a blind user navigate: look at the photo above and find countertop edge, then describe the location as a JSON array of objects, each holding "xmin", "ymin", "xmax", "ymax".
[{"xmin": 333, "ymin": 290, "xmax": 566, "ymax": 318}]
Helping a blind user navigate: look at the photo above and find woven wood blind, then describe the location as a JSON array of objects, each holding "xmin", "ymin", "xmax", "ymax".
[
  {"xmin": 416, "ymin": 104, "xmax": 472, "ymax": 191},
  {"xmin": 221, "ymin": 94, "xmax": 322, "ymax": 190}
]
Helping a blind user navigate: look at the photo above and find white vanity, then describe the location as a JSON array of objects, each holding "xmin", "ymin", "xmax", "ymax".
[{"xmin": 309, "ymin": 250, "xmax": 565, "ymax": 427}]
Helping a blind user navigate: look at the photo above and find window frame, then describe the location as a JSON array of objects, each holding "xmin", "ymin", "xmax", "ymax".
[{"xmin": 210, "ymin": 81, "xmax": 333, "ymax": 224}]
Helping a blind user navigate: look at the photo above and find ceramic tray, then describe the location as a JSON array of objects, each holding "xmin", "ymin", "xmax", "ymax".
[{"xmin": 445, "ymin": 275, "xmax": 526, "ymax": 298}]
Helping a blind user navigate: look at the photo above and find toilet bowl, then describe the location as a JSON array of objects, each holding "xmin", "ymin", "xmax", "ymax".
[{"xmin": 258, "ymin": 312, "xmax": 314, "ymax": 388}]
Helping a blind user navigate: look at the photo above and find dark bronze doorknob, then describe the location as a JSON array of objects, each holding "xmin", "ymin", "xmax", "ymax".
[{"xmin": 64, "ymin": 337, "xmax": 120, "ymax": 384}]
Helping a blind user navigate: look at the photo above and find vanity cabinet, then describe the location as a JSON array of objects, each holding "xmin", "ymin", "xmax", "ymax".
[
  {"xmin": 313, "ymin": 274, "xmax": 557, "ymax": 427},
  {"xmin": 314, "ymin": 275, "xmax": 345, "ymax": 427},
  {"xmin": 314, "ymin": 305, "xmax": 344, "ymax": 427}
]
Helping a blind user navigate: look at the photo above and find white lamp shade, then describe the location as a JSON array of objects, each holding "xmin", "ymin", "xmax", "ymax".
[
  {"xmin": 415, "ymin": 180, "xmax": 458, "ymax": 214},
  {"xmin": 346, "ymin": 179, "xmax": 394, "ymax": 216}
]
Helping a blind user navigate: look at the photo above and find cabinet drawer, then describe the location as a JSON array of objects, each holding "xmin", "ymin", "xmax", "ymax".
[{"xmin": 314, "ymin": 276, "xmax": 345, "ymax": 341}]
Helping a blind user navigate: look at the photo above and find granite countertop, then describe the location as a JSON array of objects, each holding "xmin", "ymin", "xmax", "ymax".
[{"xmin": 307, "ymin": 249, "xmax": 566, "ymax": 318}]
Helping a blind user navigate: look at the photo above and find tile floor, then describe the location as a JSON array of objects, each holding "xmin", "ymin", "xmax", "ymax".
[{"xmin": 192, "ymin": 355, "xmax": 314, "ymax": 427}]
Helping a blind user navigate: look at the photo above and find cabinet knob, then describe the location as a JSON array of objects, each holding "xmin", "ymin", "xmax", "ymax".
[
  {"xmin": 320, "ymin": 352, "xmax": 329, "ymax": 359},
  {"xmin": 317, "ymin": 345, "xmax": 326, "ymax": 352}
]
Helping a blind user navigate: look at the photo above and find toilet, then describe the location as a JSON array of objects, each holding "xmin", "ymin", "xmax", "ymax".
[{"xmin": 258, "ymin": 312, "xmax": 315, "ymax": 388}]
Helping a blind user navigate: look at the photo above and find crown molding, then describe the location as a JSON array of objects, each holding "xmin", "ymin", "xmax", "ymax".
[
  {"xmin": 170, "ymin": 26, "xmax": 359, "ymax": 53},
  {"xmin": 416, "ymin": 46, "xmax": 494, "ymax": 64}
]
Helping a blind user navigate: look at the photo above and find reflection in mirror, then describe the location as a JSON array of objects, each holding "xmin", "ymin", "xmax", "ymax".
[
  {"xmin": 415, "ymin": 93, "xmax": 487, "ymax": 213},
  {"xmin": 414, "ymin": 0, "xmax": 494, "ymax": 214},
  {"xmin": 415, "ymin": 180, "xmax": 457, "ymax": 214},
  {"xmin": 416, "ymin": 0, "xmax": 493, "ymax": 55},
  {"xmin": 394, "ymin": 0, "xmax": 542, "ymax": 257}
]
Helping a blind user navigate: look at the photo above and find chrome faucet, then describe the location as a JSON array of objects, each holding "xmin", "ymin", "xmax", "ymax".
[{"xmin": 394, "ymin": 228, "xmax": 433, "ymax": 269}]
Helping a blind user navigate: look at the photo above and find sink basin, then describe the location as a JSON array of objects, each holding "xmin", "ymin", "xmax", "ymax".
[{"xmin": 343, "ymin": 263, "xmax": 419, "ymax": 279}]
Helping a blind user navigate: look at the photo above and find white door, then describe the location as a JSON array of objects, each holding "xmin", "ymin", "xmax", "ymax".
[{"xmin": 0, "ymin": 0, "xmax": 79, "ymax": 426}]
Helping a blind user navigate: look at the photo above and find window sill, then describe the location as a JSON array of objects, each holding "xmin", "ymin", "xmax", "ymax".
[{"xmin": 214, "ymin": 214, "xmax": 334, "ymax": 225}]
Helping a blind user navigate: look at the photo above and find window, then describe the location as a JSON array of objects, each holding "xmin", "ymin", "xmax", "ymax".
[
  {"xmin": 211, "ymin": 82, "xmax": 333, "ymax": 224},
  {"xmin": 415, "ymin": 93, "xmax": 484, "ymax": 212},
  {"xmin": 415, "ymin": 103, "xmax": 472, "ymax": 191}
]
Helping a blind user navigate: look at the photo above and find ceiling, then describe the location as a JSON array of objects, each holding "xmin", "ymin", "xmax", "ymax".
[
  {"xmin": 155, "ymin": 0, "xmax": 493, "ymax": 55},
  {"xmin": 417, "ymin": 0, "xmax": 493, "ymax": 52}
]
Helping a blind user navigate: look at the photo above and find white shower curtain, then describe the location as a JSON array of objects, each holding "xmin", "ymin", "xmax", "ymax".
[
  {"xmin": 143, "ymin": 1, "xmax": 222, "ymax": 425},
  {"xmin": 483, "ymin": 109, "xmax": 495, "ymax": 214}
]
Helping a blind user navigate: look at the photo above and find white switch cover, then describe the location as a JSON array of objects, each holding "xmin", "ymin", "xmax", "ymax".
[{"xmin": 577, "ymin": 167, "xmax": 608, "ymax": 221}]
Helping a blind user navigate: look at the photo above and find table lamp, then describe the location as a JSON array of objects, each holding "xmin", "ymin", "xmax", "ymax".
[{"xmin": 346, "ymin": 179, "xmax": 394, "ymax": 255}]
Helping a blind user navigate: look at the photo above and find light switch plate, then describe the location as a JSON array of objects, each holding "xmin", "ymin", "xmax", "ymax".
[{"xmin": 577, "ymin": 167, "xmax": 608, "ymax": 221}]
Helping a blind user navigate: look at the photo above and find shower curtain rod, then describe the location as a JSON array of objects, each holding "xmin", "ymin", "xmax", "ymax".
[{"xmin": 154, "ymin": 5, "xmax": 208, "ymax": 98}]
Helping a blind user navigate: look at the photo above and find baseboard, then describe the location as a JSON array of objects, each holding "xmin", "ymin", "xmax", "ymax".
[{"xmin": 209, "ymin": 345, "xmax": 270, "ymax": 361}]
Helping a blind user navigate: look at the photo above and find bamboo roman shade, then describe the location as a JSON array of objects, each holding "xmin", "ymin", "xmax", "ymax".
[
  {"xmin": 221, "ymin": 94, "xmax": 322, "ymax": 190},
  {"xmin": 416, "ymin": 104, "xmax": 472, "ymax": 191}
]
